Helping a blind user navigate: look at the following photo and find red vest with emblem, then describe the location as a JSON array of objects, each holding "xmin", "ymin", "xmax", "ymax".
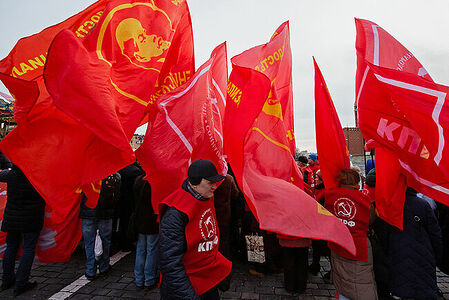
[
  {"xmin": 362, "ymin": 184, "xmax": 376, "ymax": 203},
  {"xmin": 325, "ymin": 187, "xmax": 370, "ymax": 261},
  {"xmin": 161, "ymin": 188, "xmax": 232, "ymax": 295}
]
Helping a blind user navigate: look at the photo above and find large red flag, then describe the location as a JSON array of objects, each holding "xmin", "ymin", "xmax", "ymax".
[
  {"xmin": 0, "ymin": 0, "xmax": 108, "ymax": 80},
  {"xmin": 44, "ymin": 0, "xmax": 195, "ymax": 157},
  {"xmin": 355, "ymin": 18, "xmax": 446, "ymax": 228},
  {"xmin": 0, "ymin": 0, "xmax": 193, "ymax": 262},
  {"xmin": 136, "ymin": 43, "xmax": 227, "ymax": 212},
  {"xmin": 314, "ymin": 58, "xmax": 350, "ymax": 189},
  {"xmin": 224, "ymin": 23, "xmax": 355, "ymax": 254},
  {"xmin": 360, "ymin": 63, "xmax": 449, "ymax": 202}
]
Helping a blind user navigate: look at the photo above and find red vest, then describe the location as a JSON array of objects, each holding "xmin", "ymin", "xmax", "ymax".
[
  {"xmin": 161, "ymin": 188, "xmax": 232, "ymax": 295},
  {"xmin": 362, "ymin": 184, "xmax": 376, "ymax": 203},
  {"xmin": 325, "ymin": 187, "xmax": 370, "ymax": 261}
]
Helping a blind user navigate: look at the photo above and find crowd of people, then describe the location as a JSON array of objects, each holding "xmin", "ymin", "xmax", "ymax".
[{"xmin": 0, "ymin": 151, "xmax": 446, "ymax": 300}]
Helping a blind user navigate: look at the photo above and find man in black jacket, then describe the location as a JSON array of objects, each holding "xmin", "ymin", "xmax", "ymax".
[
  {"xmin": 0, "ymin": 164, "xmax": 45, "ymax": 296},
  {"xmin": 158, "ymin": 159, "xmax": 231, "ymax": 300}
]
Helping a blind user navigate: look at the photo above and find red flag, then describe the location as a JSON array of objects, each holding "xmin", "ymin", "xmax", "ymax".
[
  {"xmin": 44, "ymin": 0, "xmax": 195, "ymax": 155},
  {"xmin": 361, "ymin": 63, "xmax": 449, "ymax": 203},
  {"xmin": 136, "ymin": 43, "xmax": 227, "ymax": 212},
  {"xmin": 1, "ymin": 0, "xmax": 194, "ymax": 221},
  {"xmin": 0, "ymin": 0, "xmax": 108, "ymax": 80},
  {"xmin": 0, "ymin": 1, "xmax": 183, "ymax": 262},
  {"xmin": 355, "ymin": 18, "xmax": 447, "ymax": 228},
  {"xmin": 224, "ymin": 23, "xmax": 355, "ymax": 254},
  {"xmin": 229, "ymin": 22, "xmax": 296, "ymax": 153},
  {"xmin": 314, "ymin": 58, "xmax": 350, "ymax": 189}
]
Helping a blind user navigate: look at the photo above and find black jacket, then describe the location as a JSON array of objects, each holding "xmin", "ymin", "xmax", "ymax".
[
  {"xmin": 159, "ymin": 206, "xmax": 199, "ymax": 300},
  {"xmin": 387, "ymin": 189, "xmax": 443, "ymax": 299},
  {"xmin": 134, "ymin": 175, "xmax": 158, "ymax": 235},
  {"xmin": 79, "ymin": 173, "xmax": 121, "ymax": 219},
  {"xmin": 0, "ymin": 166, "xmax": 45, "ymax": 233}
]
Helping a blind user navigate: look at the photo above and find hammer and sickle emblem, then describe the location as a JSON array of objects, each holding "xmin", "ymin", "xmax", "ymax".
[
  {"xmin": 337, "ymin": 202, "xmax": 352, "ymax": 217},
  {"xmin": 116, "ymin": 18, "xmax": 171, "ymax": 64}
]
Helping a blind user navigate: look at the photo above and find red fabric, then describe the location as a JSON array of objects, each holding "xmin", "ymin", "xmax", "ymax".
[
  {"xmin": 45, "ymin": 0, "xmax": 194, "ymax": 158},
  {"xmin": 136, "ymin": 43, "xmax": 227, "ymax": 213},
  {"xmin": 0, "ymin": 0, "xmax": 194, "ymax": 262},
  {"xmin": 223, "ymin": 22, "xmax": 355, "ymax": 255},
  {"xmin": 355, "ymin": 18, "xmax": 444, "ymax": 229},
  {"xmin": 309, "ymin": 161, "xmax": 320, "ymax": 176},
  {"xmin": 314, "ymin": 188, "xmax": 325, "ymax": 204},
  {"xmin": 362, "ymin": 184, "xmax": 375, "ymax": 203},
  {"xmin": 230, "ymin": 22, "xmax": 296, "ymax": 153},
  {"xmin": 325, "ymin": 187, "xmax": 370, "ymax": 262},
  {"xmin": 0, "ymin": 0, "xmax": 110, "ymax": 220},
  {"xmin": 314, "ymin": 59, "xmax": 350, "ymax": 190},
  {"xmin": 300, "ymin": 166, "xmax": 314, "ymax": 187},
  {"xmin": 0, "ymin": 0, "xmax": 107, "ymax": 80},
  {"xmin": 160, "ymin": 188, "xmax": 231, "ymax": 295}
]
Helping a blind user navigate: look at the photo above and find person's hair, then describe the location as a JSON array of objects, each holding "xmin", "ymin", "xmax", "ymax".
[
  {"xmin": 316, "ymin": 170, "xmax": 322, "ymax": 180},
  {"xmin": 336, "ymin": 169, "xmax": 360, "ymax": 186},
  {"xmin": 297, "ymin": 156, "xmax": 308, "ymax": 164}
]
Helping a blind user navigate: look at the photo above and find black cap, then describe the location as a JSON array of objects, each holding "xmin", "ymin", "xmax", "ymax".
[{"xmin": 188, "ymin": 159, "xmax": 225, "ymax": 185}]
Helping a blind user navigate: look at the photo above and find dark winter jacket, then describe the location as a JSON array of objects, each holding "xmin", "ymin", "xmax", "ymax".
[
  {"xmin": 0, "ymin": 151, "xmax": 12, "ymax": 170},
  {"xmin": 0, "ymin": 165, "xmax": 45, "ymax": 233},
  {"xmin": 79, "ymin": 173, "xmax": 121, "ymax": 219},
  {"xmin": 134, "ymin": 175, "xmax": 158, "ymax": 235},
  {"xmin": 159, "ymin": 180, "xmax": 212, "ymax": 300},
  {"xmin": 213, "ymin": 174, "xmax": 238, "ymax": 229},
  {"xmin": 159, "ymin": 206, "xmax": 199, "ymax": 300},
  {"xmin": 387, "ymin": 188, "xmax": 443, "ymax": 300}
]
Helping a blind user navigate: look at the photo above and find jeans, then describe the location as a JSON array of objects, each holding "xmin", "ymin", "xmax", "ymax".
[
  {"xmin": 81, "ymin": 218, "xmax": 112, "ymax": 277},
  {"xmin": 134, "ymin": 233, "xmax": 159, "ymax": 286},
  {"xmin": 2, "ymin": 231, "xmax": 40, "ymax": 289}
]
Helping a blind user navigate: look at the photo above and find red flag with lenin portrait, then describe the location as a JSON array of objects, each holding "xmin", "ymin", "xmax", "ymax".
[
  {"xmin": 0, "ymin": 0, "xmax": 194, "ymax": 262},
  {"xmin": 355, "ymin": 18, "xmax": 449, "ymax": 228},
  {"xmin": 137, "ymin": 43, "xmax": 228, "ymax": 212},
  {"xmin": 223, "ymin": 22, "xmax": 355, "ymax": 254},
  {"xmin": 44, "ymin": 0, "xmax": 195, "ymax": 185},
  {"xmin": 0, "ymin": 0, "xmax": 109, "ymax": 220},
  {"xmin": 314, "ymin": 58, "xmax": 350, "ymax": 190}
]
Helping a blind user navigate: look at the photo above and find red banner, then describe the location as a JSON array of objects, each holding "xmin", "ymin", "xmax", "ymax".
[
  {"xmin": 224, "ymin": 23, "xmax": 355, "ymax": 254},
  {"xmin": 0, "ymin": 0, "xmax": 108, "ymax": 81},
  {"xmin": 45, "ymin": 0, "xmax": 195, "ymax": 154},
  {"xmin": 136, "ymin": 43, "xmax": 227, "ymax": 212},
  {"xmin": 314, "ymin": 58, "xmax": 350, "ymax": 190},
  {"xmin": 355, "ymin": 18, "xmax": 448, "ymax": 228},
  {"xmin": 360, "ymin": 63, "xmax": 449, "ymax": 203},
  {"xmin": 0, "ymin": 0, "xmax": 194, "ymax": 261},
  {"xmin": 230, "ymin": 22, "xmax": 296, "ymax": 153}
]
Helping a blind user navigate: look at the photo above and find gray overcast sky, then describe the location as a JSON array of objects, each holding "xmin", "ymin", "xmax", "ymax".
[{"xmin": 0, "ymin": 0, "xmax": 448, "ymax": 151}]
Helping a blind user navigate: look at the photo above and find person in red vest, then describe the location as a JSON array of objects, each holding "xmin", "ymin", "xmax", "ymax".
[
  {"xmin": 325, "ymin": 168, "xmax": 377, "ymax": 300},
  {"xmin": 158, "ymin": 159, "xmax": 232, "ymax": 300},
  {"xmin": 307, "ymin": 154, "xmax": 320, "ymax": 176}
]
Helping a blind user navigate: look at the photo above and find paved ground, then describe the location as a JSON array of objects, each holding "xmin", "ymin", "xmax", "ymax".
[{"xmin": 0, "ymin": 246, "xmax": 449, "ymax": 299}]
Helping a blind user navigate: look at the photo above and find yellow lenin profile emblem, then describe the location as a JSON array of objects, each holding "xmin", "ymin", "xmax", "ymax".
[
  {"xmin": 96, "ymin": 2, "xmax": 174, "ymax": 72},
  {"xmin": 95, "ymin": 1, "xmax": 175, "ymax": 106},
  {"xmin": 115, "ymin": 18, "xmax": 171, "ymax": 64}
]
